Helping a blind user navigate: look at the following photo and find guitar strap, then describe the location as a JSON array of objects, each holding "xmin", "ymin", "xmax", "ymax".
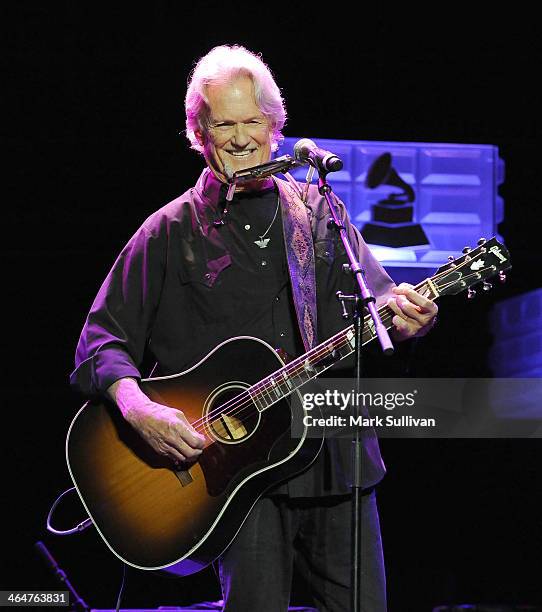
[{"xmin": 274, "ymin": 178, "xmax": 318, "ymax": 352}]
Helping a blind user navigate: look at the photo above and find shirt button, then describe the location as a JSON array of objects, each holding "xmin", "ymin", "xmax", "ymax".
[
  {"xmin": 204, "ymin": 273, "xmax": 211, "ymax": 280},
  {"xmin": 261, "ymin": 260, "xmax": 267, "ymax": 266},
  {"xmin": 244, "ymin": 224, "xmax": 251, "ymax": 230}
]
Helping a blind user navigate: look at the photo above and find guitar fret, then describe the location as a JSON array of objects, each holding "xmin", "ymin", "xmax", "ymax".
[
  {"xmin": 336, "ymin": 340, "xmax": 353, "ymax": 359},
  {"xmin": 268, "ymin": 376, "xmax": 282, "ymax": 401},
  {"xmin": 250, "ymin": 374, "xmax": 292, "ymax": 413},
  {"xmin": 281, "ymin": 370, "xmax": 293, "ymax": 391},
  {"xmin": 287, "ymin": 364, "xmax": 310, "ymax": 388},
  {"xmin": 248, "ymin": 384, "xmax": 267, "ymax": 412},
  {"xmin": 275, "ymin": 373, "xmax": 292, "ymax": 396},
  {"xmin": 363, "ymin": 316, "xmax": 376, "ymax": 343},
  {"xmin": 303, "ymin": 357, "xmax": 316, "ymax": 375},
  {"xmin": 261, "ymin": 384, "xmax": 275, "ymax": 408},
  {"xmin": 345, "ymin": 328, "xmax": 356, "ymax": 349}
]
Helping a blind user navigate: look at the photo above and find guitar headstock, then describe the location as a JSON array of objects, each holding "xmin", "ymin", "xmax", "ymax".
[{"xmin": 432, "ymin": 237, "xmax": 511, "ymax": 298}]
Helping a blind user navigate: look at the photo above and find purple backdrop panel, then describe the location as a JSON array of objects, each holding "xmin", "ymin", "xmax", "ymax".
[{"xmin": 278, "ymin": 137, "xmax": 504, "ymax": 285}]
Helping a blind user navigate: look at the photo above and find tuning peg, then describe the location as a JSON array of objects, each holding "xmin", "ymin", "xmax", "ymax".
[
  {"xmin": 499, "ymin": 271, "xmax": 507, "ymax": 283},
  {"xmin": 467, "ymin": 287, "xmax": 477, "ymax": 299},
  {"xmin": 462, "ymin": 246, "xmax": 471, "ymax": 254},
  {"xmin": 447, "ymin": 255, "xmax": 455, "ymax": 262},
  {"xmin": 482, "ymin": 281, "xmax": 492, "ymax": 291},
  {"xmin": 477, "ymin": 237, "xmax": 487, "ymax": 245}
]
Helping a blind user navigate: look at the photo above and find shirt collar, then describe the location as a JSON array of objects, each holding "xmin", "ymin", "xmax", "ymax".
[{"xmin": 195, "ymin": 167, "xmax": 228, "ymax": 207}]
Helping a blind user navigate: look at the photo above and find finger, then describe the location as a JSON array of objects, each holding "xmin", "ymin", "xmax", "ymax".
[
  {"xmin": 392, "ymin": 314, "xmax": 412, "ymax": 335},
  {"xmin": 393, "ymin": 285, "xmax": 437, "ymax": 314},
  {"xmin": 177, "ymin": 438, "xmax": 204, "ymax": 460},
  {"xmin": 395, "ymin": 296, "xmax": 437, "ymax": 329},
  {"xmin": 175, "ymin": 413, "xmax": 206, "ymax": 449},
  {"xmin": 155, "ymin": 439, "xmax": 187, "ymax": 464},
  {"xmin": 391, "ymin": 296, "xmax": 435, "ymax": 334},
  {"xmin": 394, "ymin": 295, "xmax": 424, "ymax": 320},
  {"xmin": 392, "ymin": 282, "xmax": 415, "ymax": 296},
  {"xmin": 387, "ymin": 297, "xmax": 410, "ymax": 321},
  {"xmin": 163, "ymin": 419, "xmax": 205, "ymax": 456},
  {"xmin": 164, "ymin": 430, "xmax": 204, "ymax": 460}
]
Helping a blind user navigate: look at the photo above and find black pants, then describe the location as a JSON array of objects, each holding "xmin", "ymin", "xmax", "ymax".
[{"xmin": 218, "ymin": 491, "xmax": 386, "ymax": 611}]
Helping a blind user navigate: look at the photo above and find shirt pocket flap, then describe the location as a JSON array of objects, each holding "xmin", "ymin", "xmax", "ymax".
[
  {"xmin": 180, "ymin": 253, "xmax": 231, "ymax": 287},
  {"xmin": 314, "ymin": 239, "xmax": 335, "ymax": 265}
]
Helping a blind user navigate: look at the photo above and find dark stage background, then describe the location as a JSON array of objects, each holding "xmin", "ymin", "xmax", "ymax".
[{"xmin": 4, "ymin": 4, "xmax": 541, "ymax": 610}]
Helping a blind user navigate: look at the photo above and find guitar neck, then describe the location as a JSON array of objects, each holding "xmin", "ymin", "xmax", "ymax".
[{"xmin": 248, "ymin": 278, "xmax": 438, "ymax": 412}]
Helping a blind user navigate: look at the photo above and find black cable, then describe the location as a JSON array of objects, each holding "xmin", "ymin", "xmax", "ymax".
[
  {"xmin": 47, "ymin": 487, "xmax": 93, "ymax": 536},
  {"xmin": 115, "ymin": 563, "xmax": 127, "ymax": 612}
]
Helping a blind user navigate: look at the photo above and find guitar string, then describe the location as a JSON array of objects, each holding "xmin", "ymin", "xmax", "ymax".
[
  {"xmin": 187, "ymin": 301, "xmax": 399, "ymax": 432},
  {"xmin": 189, "ymin": 308, "xmax": 400, "ymax": 435},
  {"xmin": 187, "ymin": 266, "xmax": 439, "ymax": 431},
  {"xmin": 188, "ymin": 256, "xmax": 465, "ymax": 429},
  {"xmin": 187, "ymin": 260, "xmax": 499, "ymax": 435},
  {"xmin": 188, "ymin": 266, "xmax": 498, "ymax": 447},
  {"xmin": 187, "ymin": 259, "xmax": 497, "ymax": 435},
  {"xmin": 188, "ymin": 262, "xmax": 496, "ymax": 438},
  {"xmin": 188, "ymin": 326, "xmax": 358, "ymax": 434}
]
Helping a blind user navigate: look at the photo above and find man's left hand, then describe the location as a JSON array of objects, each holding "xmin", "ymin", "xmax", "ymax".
[{"xmin": 387, "ymin": 283, "xmax": 438, "ymax": 341}]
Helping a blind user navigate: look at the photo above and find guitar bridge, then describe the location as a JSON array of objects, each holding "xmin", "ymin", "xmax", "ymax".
[{"xmin": 174, "ymin": 467, "xmax": 194, "ymax": 487}]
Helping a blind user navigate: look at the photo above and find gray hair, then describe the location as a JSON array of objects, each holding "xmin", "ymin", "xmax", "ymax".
[{"xmin": 185, "ymin": 45, "xmax": 287, "ymax": 153}]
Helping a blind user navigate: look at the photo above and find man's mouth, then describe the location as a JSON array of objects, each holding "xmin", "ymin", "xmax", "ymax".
[{"xmin": 226, "ymin": 149, "xmax": 257, "ymax": 158}]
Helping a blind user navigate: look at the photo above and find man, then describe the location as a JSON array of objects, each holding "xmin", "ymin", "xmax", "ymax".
[{"xmin": 71, "ymin": 45, "xmax": 437, "ymax": 611}]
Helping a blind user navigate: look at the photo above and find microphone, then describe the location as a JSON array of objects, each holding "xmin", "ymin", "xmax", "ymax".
[{"xmin": 293, "ymin": 139, "xmax": 343, "ymax": 173}]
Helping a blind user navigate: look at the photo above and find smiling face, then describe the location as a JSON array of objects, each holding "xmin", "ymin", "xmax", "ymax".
[{"xmin": 196, "ymin": 75, "xmax": 273, "ymax": 184}]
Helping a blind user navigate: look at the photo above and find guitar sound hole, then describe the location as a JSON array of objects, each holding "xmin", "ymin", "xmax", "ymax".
[{"xmin": 204, "ymin": 383, "xmax": 261, "ymax": 445}]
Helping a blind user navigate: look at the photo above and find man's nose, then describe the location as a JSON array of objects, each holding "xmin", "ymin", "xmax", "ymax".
[{"xmin": 231, "ymin": 123, "xmax": 251, "ymax": 147}]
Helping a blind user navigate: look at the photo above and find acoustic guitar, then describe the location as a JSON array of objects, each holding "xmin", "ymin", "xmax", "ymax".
[{"xmin": 66, "ymin": 237, "xmax": 510, "ymax": 576}]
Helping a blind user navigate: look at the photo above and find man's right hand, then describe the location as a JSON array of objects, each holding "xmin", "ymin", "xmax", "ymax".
[{"xmin": 107, "ymin": 378, "xmax": 206, "ymax": 465}]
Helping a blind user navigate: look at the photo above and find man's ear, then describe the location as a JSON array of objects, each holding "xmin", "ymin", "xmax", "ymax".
[
  {"xmin": 195, "ymin": 129, "xmax": 205, "ymax": 147},
  {"xmin": 269, "ymin": 126, "xmax": 278, "ymax": 152},
  {"xmin": 270, "ymin": 131, "xmax": 278, "ymax": 153}
]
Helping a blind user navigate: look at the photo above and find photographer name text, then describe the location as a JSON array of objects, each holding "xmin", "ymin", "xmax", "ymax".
[{"xmin": 303, "ymin": 414, "xmax": 436, "ymax": 428}]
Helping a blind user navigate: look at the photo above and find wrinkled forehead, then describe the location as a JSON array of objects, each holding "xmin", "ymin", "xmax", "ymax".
[{"xmin": 204, "ymin": 75, "xmax": 265, "ymax": 123}]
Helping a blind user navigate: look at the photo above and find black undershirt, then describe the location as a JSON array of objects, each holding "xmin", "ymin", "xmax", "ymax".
[
  {"xmin": 218, "ymin": 187, "xmax": 329, "ymax": 496},
  {"xmin": 216, "ymin": 186, "xmax": 304, "ymax": 359}
]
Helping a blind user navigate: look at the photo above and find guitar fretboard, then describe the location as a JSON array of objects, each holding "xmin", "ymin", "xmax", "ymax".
[{"xmin": 248, "ymin": 279, "xmax": 437, "ymax": 412}]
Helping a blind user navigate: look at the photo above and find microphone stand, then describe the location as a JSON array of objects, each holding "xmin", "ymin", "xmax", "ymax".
[
  {"xmin": 34, "ymin": 541, "xmax": 89, "ymax": 612},
  {"xmin": 316, "ymin": 170, "xmax": 394, "ymax": 612}
]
